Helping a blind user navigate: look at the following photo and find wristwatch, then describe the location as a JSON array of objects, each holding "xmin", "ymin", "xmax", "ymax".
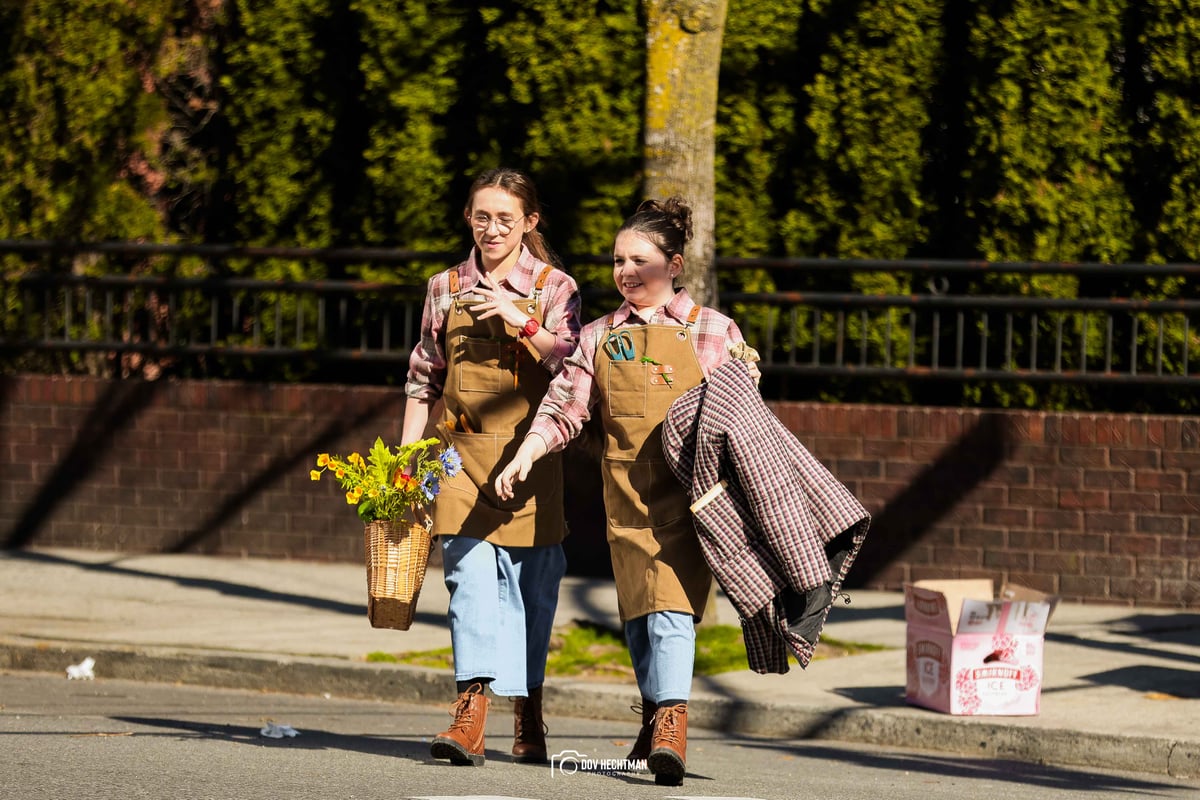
[{"xmin": 519, "ymin": 318, "xmax": 540, "ymax": 338}]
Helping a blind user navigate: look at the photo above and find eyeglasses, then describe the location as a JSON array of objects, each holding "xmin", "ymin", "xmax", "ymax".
[{"xmin": 470, "ymin": 214, "xmax": 525, "ymax": 235}]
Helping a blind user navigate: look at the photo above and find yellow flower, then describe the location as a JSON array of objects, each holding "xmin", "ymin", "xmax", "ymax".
[{"xmin": 313, "ymin": 437, "xmax": 460, "ymax": 523}]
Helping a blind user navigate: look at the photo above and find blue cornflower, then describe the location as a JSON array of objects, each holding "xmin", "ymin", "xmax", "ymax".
[
  {"xmin": 440, "ymin": 447, "xmax": 463, "ymax": 477},
  {"xmin": 421, "ymin": 473, "xmax": 440, "ymax": 502}
]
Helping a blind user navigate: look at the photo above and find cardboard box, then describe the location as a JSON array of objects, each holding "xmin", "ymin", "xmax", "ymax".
[{"xmin": 904, "ymin": 579, "xmax": 1058, "ymax": 715}]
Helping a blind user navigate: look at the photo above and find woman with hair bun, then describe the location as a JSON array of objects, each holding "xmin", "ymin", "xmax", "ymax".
[{"xmin": 495, "ymin": 196, "xmax": 758, "ymax": 786}]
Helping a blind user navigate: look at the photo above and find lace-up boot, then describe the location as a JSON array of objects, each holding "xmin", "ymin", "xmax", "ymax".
[
  {"xmin": 626, "ymin": 699, "xmax": 657, "ymax": 761},
  {"xmin": 647, "ymin": 703, "xmax": 688, "ymax": 785},
  {"xmin": 511, "ymin": 686, "xmax": 548, "ymax": 763},
  {"xmin": 430, "ymin": 684, "xmax": 490, "ymax": 766}
]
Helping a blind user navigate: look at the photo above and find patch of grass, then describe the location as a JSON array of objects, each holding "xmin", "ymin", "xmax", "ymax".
[
  {"xmin": 694, "ymin": 624, "xmax": 752, "ymax": 675},
  {"xmin": 385, "ymin": 646, "xmax": 454, "ymax": 669},
  {"xmin": 372, "ymin": 621, "xmax": 892, "ymax": 676},
  {"xmin": 813, "ymin": 636, "xmax": 890, "ymax": 659},
  {"xmin": 546, "ymin": 620, "xmax": 634, "ymax": 680}
]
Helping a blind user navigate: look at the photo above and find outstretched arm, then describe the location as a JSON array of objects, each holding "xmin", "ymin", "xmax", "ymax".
[
  {"xmin": 400, "ymin": 396, "xmax": 434, "ymax": 447},
  {"xmin": 494, "ymin": 434, "xmax": 549, "ymax": 500}
]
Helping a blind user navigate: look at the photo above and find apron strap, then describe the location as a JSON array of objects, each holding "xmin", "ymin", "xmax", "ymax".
[
  {"xmin": 448, "ymin": 267, "xmax": 461, "ymax": 297},
  {"xmin": 686, "ymin": 305, "xmax": 700, "ymax": 325},
  {"xmin": 531, "ymin": 265, "xmax": 553, "ymax": 302}
]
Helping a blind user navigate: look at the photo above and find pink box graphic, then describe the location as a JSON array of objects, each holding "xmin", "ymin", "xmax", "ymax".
[{"xmin": 904, "ymin": 580, "xmax": 1058, "ymax": 715}]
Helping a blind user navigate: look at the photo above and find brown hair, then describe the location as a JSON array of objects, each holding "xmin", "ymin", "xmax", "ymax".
[
  {"xmin": 616, "ymin": 196, "xmax": 693, "ymax": 275},
  {"xmin": 464, "ymin": 168, "xmax": 562, "ymax": 268}
]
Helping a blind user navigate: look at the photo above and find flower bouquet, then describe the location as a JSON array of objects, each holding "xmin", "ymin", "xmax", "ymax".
[{"xmin": 312, "ymin": 436, "xmax": 462, "ymax": 630}]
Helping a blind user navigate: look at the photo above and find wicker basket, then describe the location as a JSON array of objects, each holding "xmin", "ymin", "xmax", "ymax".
[{"xmin": 363, "ymin": 519, "xmax": 433, "ymax": 630}]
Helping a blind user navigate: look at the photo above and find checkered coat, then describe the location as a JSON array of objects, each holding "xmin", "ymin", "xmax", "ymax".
[{"xmin": 662, "ymin": 359, "xmax": 872, "ymax": 674}]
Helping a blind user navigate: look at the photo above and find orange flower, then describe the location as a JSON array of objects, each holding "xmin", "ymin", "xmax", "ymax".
[{"xmin": 316, "ymin": 453, "xmax": 330, "ymax": 467}]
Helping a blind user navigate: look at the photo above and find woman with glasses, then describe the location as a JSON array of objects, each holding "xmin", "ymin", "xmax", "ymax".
[
  {"xmin": 494, "ymin": 197, "xmax": 759, "ymax": 786},
  {"xmin": 400, "ymin": 167, "xmax": 581, "ymax": 767}
]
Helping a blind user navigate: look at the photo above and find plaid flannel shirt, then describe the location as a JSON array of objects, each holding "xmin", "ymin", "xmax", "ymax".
[
  {"xmin": 662, "ymin": 359, "xmax": 872, "ymax": 674},
  {"xmin": 405, "ymin": 245, "xmax": 581, "ymax": 399},
  {"xmin": 528, "ymin": 288, "xmax": 743, "ymax": 452}
]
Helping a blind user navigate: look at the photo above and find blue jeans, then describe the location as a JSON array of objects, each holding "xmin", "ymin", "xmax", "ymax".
[
  {"xmin": 440, "ymin": 536, "xmax": 566, "ymax": 697},
  {"xmin": 624, "ymin": 611, "xmax": 696, "ymax": 704}
]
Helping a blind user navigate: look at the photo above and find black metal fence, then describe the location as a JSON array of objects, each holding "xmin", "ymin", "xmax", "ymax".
[{"xmin": 4, "ymin": 239, "xmax": 1200, "ymax": 408}]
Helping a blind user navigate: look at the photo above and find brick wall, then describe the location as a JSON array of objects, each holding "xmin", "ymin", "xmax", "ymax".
[
  {"xmin": 2, "ymin": 374, "xmax": 1197, "ymax": 606},
  {"xmin": 769, "ymin": 402, "xmax": 1200, "ymax": 607}
]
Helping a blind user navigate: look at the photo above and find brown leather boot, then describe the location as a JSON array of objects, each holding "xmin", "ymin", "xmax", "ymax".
[
  {"xmin": 511, "ymin": 686, "xmax": 548, "ymax": 763},
  {"xmin": 430, "ymin": 684, "xmax": 489, "ymax": 766},
  {"xmin": 647, "ymin": 703, "xmax": 687, "ymax": 785},
  {"xmin": 626, "ymin": 699, "xmax": 657, "ymax": 761}
]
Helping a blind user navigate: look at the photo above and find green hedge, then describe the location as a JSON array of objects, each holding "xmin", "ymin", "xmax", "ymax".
[
  {"xmin": 2, "ymin": 1, "xmax": 1198, "ymax": 407},
  {"xmin": 6, "ymin": 1, "xmax": 1199, "ymax": 266}
]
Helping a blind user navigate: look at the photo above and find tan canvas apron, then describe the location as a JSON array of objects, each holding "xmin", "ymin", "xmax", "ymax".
[
  {"xmin": 598, "ymin": 316, "xmax": 713, "ymax": 621},
  {"xmin": 432, "ymin": 266, "xmax": 565, "ymax": 547}
]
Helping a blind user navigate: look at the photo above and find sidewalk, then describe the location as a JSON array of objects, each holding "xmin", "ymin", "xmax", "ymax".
[{"xmin": 1, "ymin": 547, "xmax": 1198, "ymax": 779}]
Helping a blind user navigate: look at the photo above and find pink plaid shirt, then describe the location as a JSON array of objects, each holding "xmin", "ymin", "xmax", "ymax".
[
  {"xmin": 405, "ymin": 245, "xmax": 582, "ymax": 399},
  {"xmin": 528, "ymin": 287, "xmax": 745, "ymax": 452}
]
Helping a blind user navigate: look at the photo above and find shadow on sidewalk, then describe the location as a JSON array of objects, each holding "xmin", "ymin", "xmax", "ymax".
[
  {"xmin": 1047, "ymin": 615, "xmax": 1200, "ymax": 670},
  {"xmin": 111, "ymin": 716, "xmax": 431, "ymax": 759},
  {"xmin": 733, "ymin": 739, "xmax": 1187, "ymax": 795},
  {"xmin": 3, "ymin": 548, "xmax": 448, "ymax": 627}
]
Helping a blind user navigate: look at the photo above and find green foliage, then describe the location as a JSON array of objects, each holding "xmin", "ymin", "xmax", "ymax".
[
  {"xmin": 4, "ymin": 0, "xmax": 1200, "ymax": 410},
  {"xmin": 1135, "ymin": 3, "xmax": 1200, "ymax": 262},
  {"xmin": 311, "ymin": 436, "xmax": 462, "ymax": 522},
  {"xmin": 545, "ymin": 620, "xmax": 634, "ymax": 678},
  {"xmin": 354, "ymin": 0, "xmax": 468, "ymax": 261},
  {"xmin": 216, "ymin": 0, "xmax": 344, "ymax": 253},
  {"xmin": 386, "ymin": 620, "xmax": 756, "ymax": 677},
  {"xmin": 963, "ymin": 0, "xmax": 1134, "ymax": 264},
  {"xmin": 792, "ymin": 0, "xmax": 942, "ymax": 261},
  {"xmin": 477, "ymin": 1, "xmax": 644, "ymax": 267},
  {"xmin": 0, "ymin": 0, "xmax": 174, "ymax": 243}
]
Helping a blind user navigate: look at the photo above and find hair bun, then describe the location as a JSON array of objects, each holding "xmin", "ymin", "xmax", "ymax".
[{"xmin": 635, "ymin": 196, "xmax": 692, "ymax": 243}]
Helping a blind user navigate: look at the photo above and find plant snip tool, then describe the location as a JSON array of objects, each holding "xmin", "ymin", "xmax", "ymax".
[{"xmin": 603, "ymin": 330, "xmax": 636, "ymax": 361}]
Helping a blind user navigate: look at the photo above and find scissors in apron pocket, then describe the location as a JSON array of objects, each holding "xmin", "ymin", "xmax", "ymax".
[{"xmin": 603, "ymin": 330, "xmax": 636, "ymax": 361}]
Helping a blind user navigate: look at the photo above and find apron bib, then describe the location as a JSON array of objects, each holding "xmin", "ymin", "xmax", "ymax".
[
  {"xmin": 598, "ymin": 318, "xmax": 713, "ymax": 620},
  {"xmin": 432, "ymin": 267, "xmax": 565, "ymax": 546}
]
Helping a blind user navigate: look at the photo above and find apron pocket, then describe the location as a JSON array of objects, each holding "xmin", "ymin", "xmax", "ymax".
[
  {"xmin": 605, "ymin": 459, "xmax": 691, "ymax": 529},
  {"xmin": 606, "ymin": 361, "xmax": 646, "ymax": 417},
  {"xmin": 456, "ymin": 339, "xmax": 505, "ymax": 393},
  {"xmin": 445, "ymin": 428, "xmax": 558, "ymax": 511}
]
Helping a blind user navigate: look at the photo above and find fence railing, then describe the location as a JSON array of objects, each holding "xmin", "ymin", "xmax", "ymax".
[{"xmin": 3, "ymin": 240, "xmax": 1200, "ymax": 404}]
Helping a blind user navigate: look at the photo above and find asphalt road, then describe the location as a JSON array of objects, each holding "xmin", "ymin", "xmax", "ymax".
[{"xmin": 3, "ymin": 672, "xmax": 1197, "ymax": 800}]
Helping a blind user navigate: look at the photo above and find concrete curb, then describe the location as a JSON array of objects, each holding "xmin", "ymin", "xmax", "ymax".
[{"xmin": 4, "ymin": 639, "xmax": 1196, "ymax": 779}]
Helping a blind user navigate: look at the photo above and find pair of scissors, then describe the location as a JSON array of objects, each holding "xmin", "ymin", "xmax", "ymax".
[{"xmin": 603, "ymin": 330, "xmax": 635, "ymax": 361}]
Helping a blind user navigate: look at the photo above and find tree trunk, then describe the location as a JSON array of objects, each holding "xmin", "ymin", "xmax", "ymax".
[{"xmin": 642, "ymin": 0, "xmax": 728, "ymax": 309}]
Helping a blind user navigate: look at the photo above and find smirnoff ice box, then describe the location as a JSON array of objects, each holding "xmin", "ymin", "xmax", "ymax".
[{"xmin": 904, "ymin": 580, "xmax": 1057, "ymax": 715}]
